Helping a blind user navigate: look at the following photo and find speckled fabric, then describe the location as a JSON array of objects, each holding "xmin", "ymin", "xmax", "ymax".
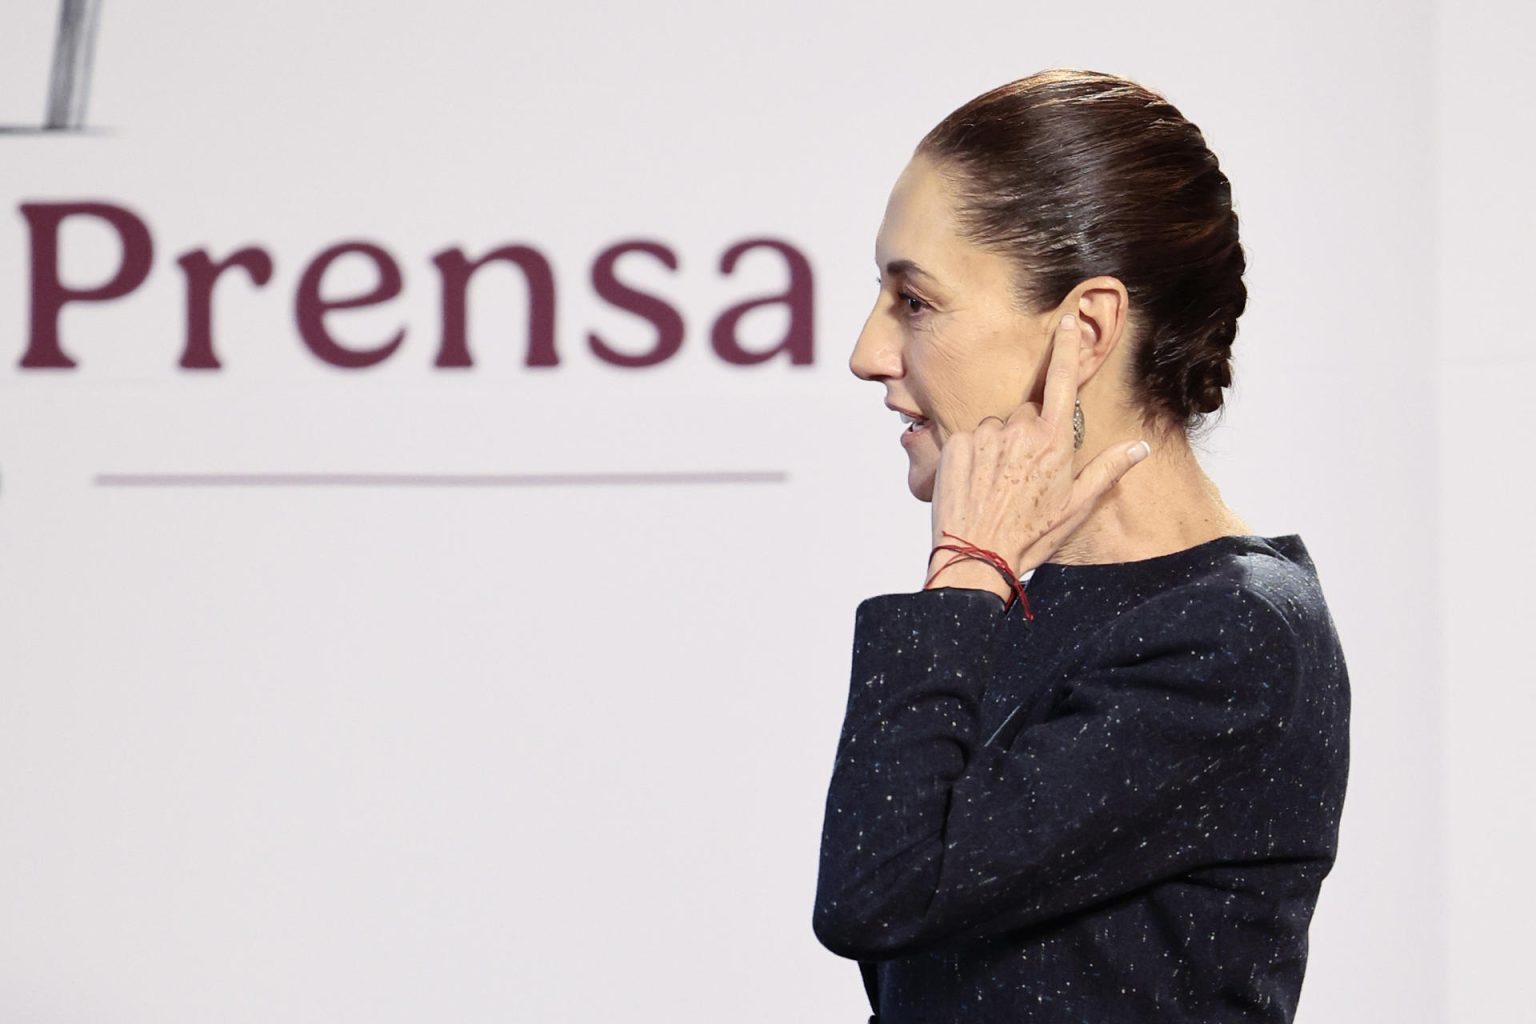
[{"xmin": 812, "ymin": 534, "xmax": 1350, "ymax": 1023}]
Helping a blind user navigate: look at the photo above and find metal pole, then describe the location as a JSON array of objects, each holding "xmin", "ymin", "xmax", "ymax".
[{"xmin": 45, "ymin": 0, "xmax": 104, "ymax": 130}]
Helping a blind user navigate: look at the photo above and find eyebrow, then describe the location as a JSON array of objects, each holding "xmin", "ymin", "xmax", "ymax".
[{"xmin": 881, "ymin": 258, "xmax": 940, "ymax": 285}]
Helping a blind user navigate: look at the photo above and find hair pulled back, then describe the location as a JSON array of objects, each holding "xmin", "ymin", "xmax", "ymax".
[{"xmin": 918, "ymin": 69, "xmax": 1247, "ymax": 436}]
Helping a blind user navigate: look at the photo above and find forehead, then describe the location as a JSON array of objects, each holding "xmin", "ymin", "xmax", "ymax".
[
  {"xmin": 875, "ymin": 156, "xmax": 961, "ymax": 262},
  {"xmin": 875, "ymin": 156, "xmax": 1006, "ymax": 291}
]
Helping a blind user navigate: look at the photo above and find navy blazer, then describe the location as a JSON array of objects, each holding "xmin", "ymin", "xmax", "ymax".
[{"xmin": 813, "ymin": 534, "xmax": 1350, "ymax": 1023}]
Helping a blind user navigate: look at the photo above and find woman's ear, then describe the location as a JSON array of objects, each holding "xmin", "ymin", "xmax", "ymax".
[{"xmin": 1069, "ymin": 276, "xmax": 1129, "ymax": 386}]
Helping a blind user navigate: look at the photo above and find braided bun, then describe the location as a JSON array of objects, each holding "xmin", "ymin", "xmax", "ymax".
[{"xmin": 919, "ymin": 69, "xmax": 1250, "ymax": 435}]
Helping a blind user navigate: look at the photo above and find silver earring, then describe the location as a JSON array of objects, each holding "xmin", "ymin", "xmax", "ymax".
[{"xmin": 1072, "ymin": 399, "xmax": 1084, "ymax": 450}]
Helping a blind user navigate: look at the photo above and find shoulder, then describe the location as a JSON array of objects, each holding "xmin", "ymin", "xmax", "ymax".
[
  {"xmin": 1107, "ymin": 539, "xmax": 1335, "ymax": 651},
  {"xmin": 1078, "ymin": 541, "xmax": 1349, "ymax": 732}
]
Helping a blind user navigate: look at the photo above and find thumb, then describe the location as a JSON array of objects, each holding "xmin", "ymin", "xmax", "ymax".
[{"xmin": 1073, "ymin": 439, "xmax": 1151, "ymax": 507}]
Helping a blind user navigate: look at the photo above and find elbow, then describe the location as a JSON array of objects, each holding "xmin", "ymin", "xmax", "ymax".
[
  {"xmin": 812, "ymin": 895, "xmax": 934, "ymax": 962},
  {"xmin": 812, "ymin": 900, "xmax": 871, "ymax": 961},
  {"xmin": 812, "ymin": 842, "xmax": 954, "ymax": 960}
]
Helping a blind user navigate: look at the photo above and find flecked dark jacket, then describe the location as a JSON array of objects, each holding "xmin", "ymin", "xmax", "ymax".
[{"xmin": 812, "ymin": 534, "xmax": 1350, "ymax": 1023}]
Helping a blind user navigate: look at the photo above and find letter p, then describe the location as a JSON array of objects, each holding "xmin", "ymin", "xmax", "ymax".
[{"xmin": 20, "ymin": 201, "xmax": 154, "ymax": 368}]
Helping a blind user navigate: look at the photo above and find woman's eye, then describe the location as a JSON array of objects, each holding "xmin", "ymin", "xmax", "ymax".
[{"xmin": 875, "ymin": 277, "xmax": 929, "ymax": 316}]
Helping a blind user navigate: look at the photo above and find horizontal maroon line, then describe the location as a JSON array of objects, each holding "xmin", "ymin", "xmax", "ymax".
[{"xmin": 94, "ymin": 471, "xmax": 788, "ymax": 487}]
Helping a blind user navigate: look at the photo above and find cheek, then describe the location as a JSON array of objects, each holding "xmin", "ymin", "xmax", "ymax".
[
  {"xmin": 908, "ymin": 325, "xmax": 984, "ymax": 417},
  {"xmin": 930, "ymin": 317, "xmax": 1039, "ymax": 418}
]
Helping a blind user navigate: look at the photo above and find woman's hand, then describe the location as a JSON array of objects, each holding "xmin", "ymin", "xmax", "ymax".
[{"xmin": 927, "ymin": 314, "xmax": 1152, "ymax": 592}]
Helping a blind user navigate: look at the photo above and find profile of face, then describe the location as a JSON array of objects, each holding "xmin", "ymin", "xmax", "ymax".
[{"xmin": 850, "ymin": 154, "xmax": 1058, "ymax": 502}]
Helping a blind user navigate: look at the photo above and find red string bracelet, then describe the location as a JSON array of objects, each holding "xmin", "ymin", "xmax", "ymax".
[{"xmin": 923, "ymin": 530, "xmax": 1034, "ymax": 621}]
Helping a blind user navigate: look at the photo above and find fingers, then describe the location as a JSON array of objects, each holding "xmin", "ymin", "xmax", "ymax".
[
  {"xmin": 965, "ymin": 416, "xmax": 1006, "ymax": 473},
  {"xmin": 1002, "ymin": 399, "xmax": 1041, "ymax": 428},
  {"xmin": 1040, "ymin": 313, "xmax": 1081, "ymax": 436},
  {"xmin": 934, "ymin": 424, "xmax": 976, "ymax": 486},
  {"xmin": 1071, "ymin": 438, "xmax": 1152, "ymax": 512}
]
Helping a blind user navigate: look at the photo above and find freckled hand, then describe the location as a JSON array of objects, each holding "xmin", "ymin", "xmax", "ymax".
[{"xmin": 925, "ymin": 314, "xmax": 1151, "ymax": 598}]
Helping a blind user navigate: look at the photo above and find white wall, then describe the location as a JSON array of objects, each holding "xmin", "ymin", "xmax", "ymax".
[
  {"xmin": 0, "ymin": 2, "xmax": 1450, "ymax": 1020},
  {"xmin": 1436, "ymin": 1, "xmax": 1536, "ymax": 1021}
]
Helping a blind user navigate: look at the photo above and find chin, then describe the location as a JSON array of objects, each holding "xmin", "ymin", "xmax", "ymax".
[{"xmin": 907, "ymin": 463, "xmax": 936, "ymax": 503}]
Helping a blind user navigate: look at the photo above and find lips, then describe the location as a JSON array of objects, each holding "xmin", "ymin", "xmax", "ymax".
[{"xmin": 888, "ymin": 404, "xmax": 932, "ymax": 450}]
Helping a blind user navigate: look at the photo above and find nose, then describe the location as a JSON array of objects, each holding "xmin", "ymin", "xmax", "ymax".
[{"xmin": 849, "ymin": 304, "xmax": 900, "ymax": 382}]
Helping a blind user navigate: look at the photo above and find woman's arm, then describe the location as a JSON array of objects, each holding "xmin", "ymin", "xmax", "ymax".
[{"xmin": 811, "ymin": 581, "xmax": 1336, "ymax": 962}]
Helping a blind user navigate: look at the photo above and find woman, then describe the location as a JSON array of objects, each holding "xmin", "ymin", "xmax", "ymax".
[{"xmin": 812, "ymin": 69, "xmax": 1351, "ymax": 1024}]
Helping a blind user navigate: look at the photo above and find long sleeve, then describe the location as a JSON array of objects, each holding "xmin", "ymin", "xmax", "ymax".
[{"xmin": 812, "ymin": 581, "xmax": 1308, "ymax": 963}]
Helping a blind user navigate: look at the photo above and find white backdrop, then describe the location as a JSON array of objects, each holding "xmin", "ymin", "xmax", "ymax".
[{"xmin": 0, "ymin": 1, "xmax": 1482, "ymax": 1021}]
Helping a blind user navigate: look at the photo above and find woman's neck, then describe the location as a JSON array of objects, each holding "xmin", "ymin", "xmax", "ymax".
[{"xmin": 1049, "ymin": 427, "xmax": 1250, "ymax": 567}]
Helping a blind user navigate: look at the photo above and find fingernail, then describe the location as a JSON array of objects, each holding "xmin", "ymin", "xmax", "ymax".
[
  {"xmin": 1061, "ymin": 314, "xmax": 1076, "ymax": 329},
  {"xmin": 1128, "ymin": 440, "xmax": 1150, "ymax": 463}
]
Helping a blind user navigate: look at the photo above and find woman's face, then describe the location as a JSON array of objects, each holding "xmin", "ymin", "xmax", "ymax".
[{"xmin": 851, "ymin": 153, "xmax": 1053, "ymax": 502}]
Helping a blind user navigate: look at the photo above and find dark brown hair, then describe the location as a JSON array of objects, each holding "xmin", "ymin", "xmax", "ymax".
[{"xmin": 918, "ymin": 68, "xmax": 1247, "ymax": 436}]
